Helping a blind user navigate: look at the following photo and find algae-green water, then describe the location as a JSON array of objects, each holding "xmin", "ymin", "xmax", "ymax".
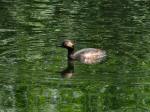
[{"xmin": 0, "ymin": 0, "xmax": 150, "ymax": 112}]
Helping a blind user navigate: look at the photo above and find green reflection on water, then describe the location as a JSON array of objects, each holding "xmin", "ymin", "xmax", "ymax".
[{"xmin": 0, "ymin": 0, "xmax": 150, "ymax": 112}]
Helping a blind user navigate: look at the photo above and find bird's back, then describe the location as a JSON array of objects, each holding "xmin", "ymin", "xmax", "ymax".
[{"xmin": 71, "ymin": 48, "xmax": 106, "ymax": 64}]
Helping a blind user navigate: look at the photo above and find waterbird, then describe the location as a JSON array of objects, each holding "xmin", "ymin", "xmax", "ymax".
[{"xmin": 58, "ymin": 39, "xmax": 106, "ymax": 64}]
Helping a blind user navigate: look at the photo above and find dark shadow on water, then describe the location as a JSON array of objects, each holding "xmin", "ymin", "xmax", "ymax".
[{"xmin": 60, "ymin": 60, "xmax": 74, "ymax": 78}]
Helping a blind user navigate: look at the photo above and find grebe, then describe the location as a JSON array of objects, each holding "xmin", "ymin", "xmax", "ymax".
[{"xmin": 59, "ymin": 39, "xmax": 106, "ymax": 64}]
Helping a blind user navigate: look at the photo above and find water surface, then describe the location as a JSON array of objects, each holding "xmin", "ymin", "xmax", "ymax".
[{"xmin": 0, "ymin": 0, "xmax": 150, "ymax": 111}]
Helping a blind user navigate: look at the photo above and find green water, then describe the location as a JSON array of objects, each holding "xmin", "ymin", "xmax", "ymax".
[{"xmin": 0, "ymin": 0, "xmax": 150, "ymax": 111}]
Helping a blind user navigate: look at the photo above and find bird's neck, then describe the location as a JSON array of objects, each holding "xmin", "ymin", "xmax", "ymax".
[{"xmin": 68, "ymin": 48, "xmax": 74, "ymax": 60}]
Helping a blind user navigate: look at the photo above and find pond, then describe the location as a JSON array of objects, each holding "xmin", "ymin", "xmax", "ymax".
[{"xmin": 0, "ymin": 0, "xmax": 150, "ymax": 111}]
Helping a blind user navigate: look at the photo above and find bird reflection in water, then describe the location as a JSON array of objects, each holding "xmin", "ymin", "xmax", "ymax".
[{"xmin": 60, "ymin": 60, "xmax": 74, "ymax": 78}]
